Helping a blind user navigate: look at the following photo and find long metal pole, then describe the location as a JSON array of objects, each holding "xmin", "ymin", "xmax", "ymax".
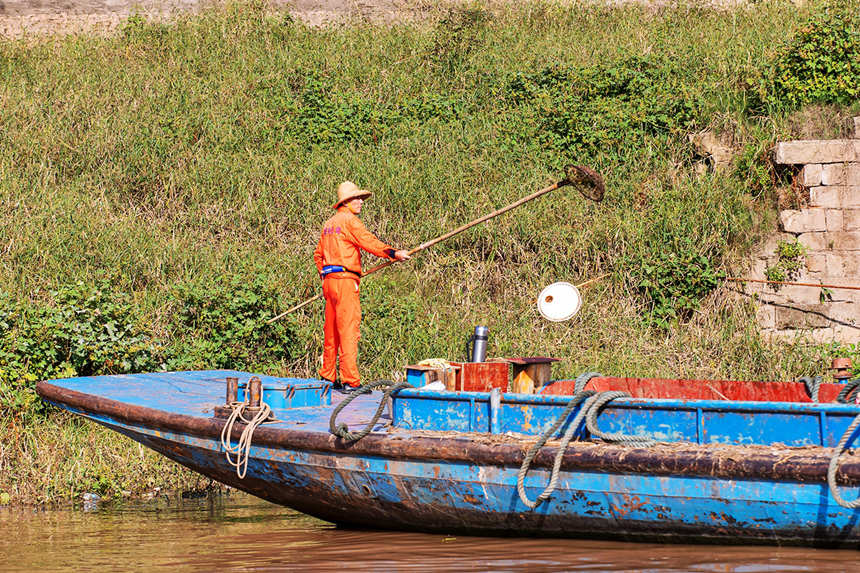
[{"xmin": 267, "ymin": 179, "xmax": 569, "ymax": 323}]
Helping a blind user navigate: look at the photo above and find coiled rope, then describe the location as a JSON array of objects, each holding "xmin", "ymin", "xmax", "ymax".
[
  {"xmin": 329, "ymin": 380, "xmax": 411, "ymax": 442},
  {"xmin": 574, "ymin": 371, "xmax": 602, "ymax": 394},
  {"xmin": 836, "ymin": 378, "xmax": 860, "ymax": 404},
  {"xmin": 583, "ymin": 391, "xmax": 657, "ymax": 447},
  {"xmin": 827, "ymin": 412, "xmax": 860, "ymax": 508},
  {"xmin": 517, "ymin": 390, "xmax": 594, "ymax": 509},
  {"xmin": 799, "ymin": 376, "xmax": 860, "ymax": 404},
  {"xmin": 798, "ymin": 376, "xmax": 822, "ymax": 402},
  {"xmin": 220, "ymin": 399, "xmax": 273, "ymax": 479},
  {"xmin": 518, "ymin": 374, "xmax": 657, "ymax": 509},
  {"xmin": 417, "ymin": 357, "xmax": 455, "ymax": 371}
]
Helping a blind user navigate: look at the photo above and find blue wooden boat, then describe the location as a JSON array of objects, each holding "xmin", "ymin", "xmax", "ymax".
[{"xmin": 36, "ymin": 370, "xmax": 860, "ymax": 547}]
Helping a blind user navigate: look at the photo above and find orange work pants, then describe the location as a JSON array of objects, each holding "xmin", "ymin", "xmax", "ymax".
[{"xmin": 319, "ymin": 276, "xmax": 362, "ymax": 387}]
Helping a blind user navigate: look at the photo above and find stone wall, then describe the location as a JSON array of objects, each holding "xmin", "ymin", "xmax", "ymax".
[{"xmin": 747, "ymin": 117, "xmax": 860, "ymax": 343}]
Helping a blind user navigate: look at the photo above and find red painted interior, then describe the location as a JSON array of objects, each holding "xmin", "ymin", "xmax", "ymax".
[{"xmin": 540, "ymin": 377, "xmax": 845, "ymax": 403}]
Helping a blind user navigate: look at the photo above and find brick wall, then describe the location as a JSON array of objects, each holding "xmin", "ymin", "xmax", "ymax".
[{"xmin": 746, "ymin": 117, "xmax": 860, "ymax": 343}]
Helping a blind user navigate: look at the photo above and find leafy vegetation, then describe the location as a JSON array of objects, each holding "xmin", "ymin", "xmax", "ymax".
[
  {"xmin": 764, "ymin": 239, "xmax": 807, "ymax": 286},
  {"xmin": 0, "ymin": 283, "xmax": 161, "ymax": 416},
  {"xmin": 756, "ymin": 2, "xmax": 860, "ymax": 111},
  {"xmin": 499, "ymin": 56, "xmax": 699, "ymax": 162},
  {"xmin": 631, "ymin": 243, "xmax": 726, "ymax": 329},
  {"xmin": 165, "ymin": 274, "xmax": 300, "ymax": 371},
  {"xmin": 0, "ymin": 278, "xmax": 300, "ymax": 418}
]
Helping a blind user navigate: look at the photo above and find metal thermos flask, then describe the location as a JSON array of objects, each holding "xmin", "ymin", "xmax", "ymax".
[{"xmin": 468, "ymin": 326, "xmax": 489, "ymax": 362}]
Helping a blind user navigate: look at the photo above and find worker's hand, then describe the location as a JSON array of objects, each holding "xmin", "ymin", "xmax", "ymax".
[{"xmin": 394, "ymin": 249, "xmax": 411, "ymax": 261}]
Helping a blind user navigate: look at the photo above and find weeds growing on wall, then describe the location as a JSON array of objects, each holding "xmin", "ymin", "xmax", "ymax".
[
  {"xmin": 764, "ymin": 239, "xmax": 807, "ymax": 287},
  {"xmin": 734, "ymin": 141, "xmax": 780, "ymax": 197}
]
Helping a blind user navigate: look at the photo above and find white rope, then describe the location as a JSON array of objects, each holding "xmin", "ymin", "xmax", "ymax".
[
  {"xmin": 417, "ymin": 358, "xmax": 456, "ymax": 388},
  {"xmin": 417, "ymin": 358, "xmax": 455, "ymax": 371},
  {"xmin": 220, "ymin": 399, "xmax": 272, "ymax": 479}
]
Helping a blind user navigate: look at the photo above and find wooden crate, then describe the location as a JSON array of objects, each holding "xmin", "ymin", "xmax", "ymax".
[
  {"xmin": 506, "ymin": 357, "xmax": 560, "ymax": 394},
  {"xmin": 405, "ymin": 364, "xmax": 460, "ymax": 391}
]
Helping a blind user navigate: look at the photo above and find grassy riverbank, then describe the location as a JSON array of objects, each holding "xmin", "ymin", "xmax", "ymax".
[
  {"xmin": 1, "ymin": 1, "xmax": 859, "ymax": 504},
  {"xmin": 1, "ymin": 412, "xmax": 210, "ymax": 505}
]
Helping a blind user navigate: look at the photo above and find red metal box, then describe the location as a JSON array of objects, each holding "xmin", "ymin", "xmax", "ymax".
[{"xmin": 450, "ymin": 361, "xmax": 509, "ymax": 393}]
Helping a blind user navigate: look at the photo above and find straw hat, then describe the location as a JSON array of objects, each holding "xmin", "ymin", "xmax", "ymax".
[{"xmin": 332, "ymin": 181, "xmax": 372, "ymax": 209}]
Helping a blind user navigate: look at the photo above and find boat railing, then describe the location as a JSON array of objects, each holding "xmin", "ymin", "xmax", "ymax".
[{"xmin": 391, "ymin": 387, "xmax": 860, "ymax": 448}]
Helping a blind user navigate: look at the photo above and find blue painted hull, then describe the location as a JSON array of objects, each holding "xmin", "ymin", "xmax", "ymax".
[{"xmin": 36, "ymin": 371, "xmax": 860, "ymax": 547}]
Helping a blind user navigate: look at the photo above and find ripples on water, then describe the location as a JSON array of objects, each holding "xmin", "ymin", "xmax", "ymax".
[{"xmin": 0, "ymin": 492, "xmax": 856, "ymax": 572}]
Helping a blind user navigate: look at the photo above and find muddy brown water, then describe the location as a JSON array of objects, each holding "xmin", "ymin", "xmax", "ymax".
[{"xmin": 1, "ymin": 492, "xmax": 857, "ymax": 572}]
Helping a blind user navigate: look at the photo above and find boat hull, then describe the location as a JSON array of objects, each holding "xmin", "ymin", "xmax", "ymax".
[
  {"xmin": 92, "ymin": 407, "xmax": 860, "ymax": 547},
  {"xmin": 36, "ymin": 373, "xmax": 860, "ymax": 547}
]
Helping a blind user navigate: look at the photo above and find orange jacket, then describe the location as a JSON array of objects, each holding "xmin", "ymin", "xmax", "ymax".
[{"xmin": 314, "ymin": 207, "xmax": 395, "ymax": 277}]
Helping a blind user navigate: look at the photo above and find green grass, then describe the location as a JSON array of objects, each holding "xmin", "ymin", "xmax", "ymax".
[
  {"xmin": 1, "ymin": 0, "xmax": 859, "ymax": 503},
  {"xmin": 0, "ymin": 411, "xmax": 209, "ymax": 504}
]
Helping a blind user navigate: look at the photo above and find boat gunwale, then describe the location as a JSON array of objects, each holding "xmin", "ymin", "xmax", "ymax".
[
  {"xmin": 397, "ymin": 387, "xmax": 860, "ymax": 414},
  {"xmin": 36, "ymin": 380, "xmax": 860, "ymax": 485}
]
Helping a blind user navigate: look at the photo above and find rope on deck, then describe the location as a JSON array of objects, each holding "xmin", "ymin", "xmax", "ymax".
[
  {"xmin": 220, "ymin": 400, "xmax": 273, "ymax": 480},
  {"xmin": 836, "ymin": 378, "xmax": 860, "ymax": 404},
  {"xmin": 827, "ymin": 412, "xmax": 860, "ymax": 509},
  {"xmin": 798, "ymin": 376, "xmax": 822, "ymax": 402},
  {"xmin": 329, "ymin": 380, "xmax": 411, "ymax": 442},
  {"xmin": 518, "ymin": 376, "xmax": 658, "ymax": 509},
  {"xmin": 574, "ymin": 371, "xmax": 602, "ymax": 394}
]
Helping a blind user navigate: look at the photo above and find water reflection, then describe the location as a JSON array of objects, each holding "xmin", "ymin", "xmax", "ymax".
[{"xmin": 0, "ymin": 492, "xmax": 856, "ymax": 572}]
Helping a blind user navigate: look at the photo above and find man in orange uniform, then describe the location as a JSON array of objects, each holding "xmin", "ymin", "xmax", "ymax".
[{"xmin": 314, "ymin": 181, "xmax": 410, "ymax": 390}]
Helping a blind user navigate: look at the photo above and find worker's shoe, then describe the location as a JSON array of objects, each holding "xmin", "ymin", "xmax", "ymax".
[
  {"xmin": 323, "ymin": 378, "xmax": 361, "ymax": 393},
  {"xmin": 330, "ymin": 379, "xmax": 356, "ymax": 392}
]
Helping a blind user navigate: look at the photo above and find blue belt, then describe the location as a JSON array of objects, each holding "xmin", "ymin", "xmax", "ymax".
[{"xmin": 321, "ymin": 265, "xmax": 359, "ymax": 277}]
